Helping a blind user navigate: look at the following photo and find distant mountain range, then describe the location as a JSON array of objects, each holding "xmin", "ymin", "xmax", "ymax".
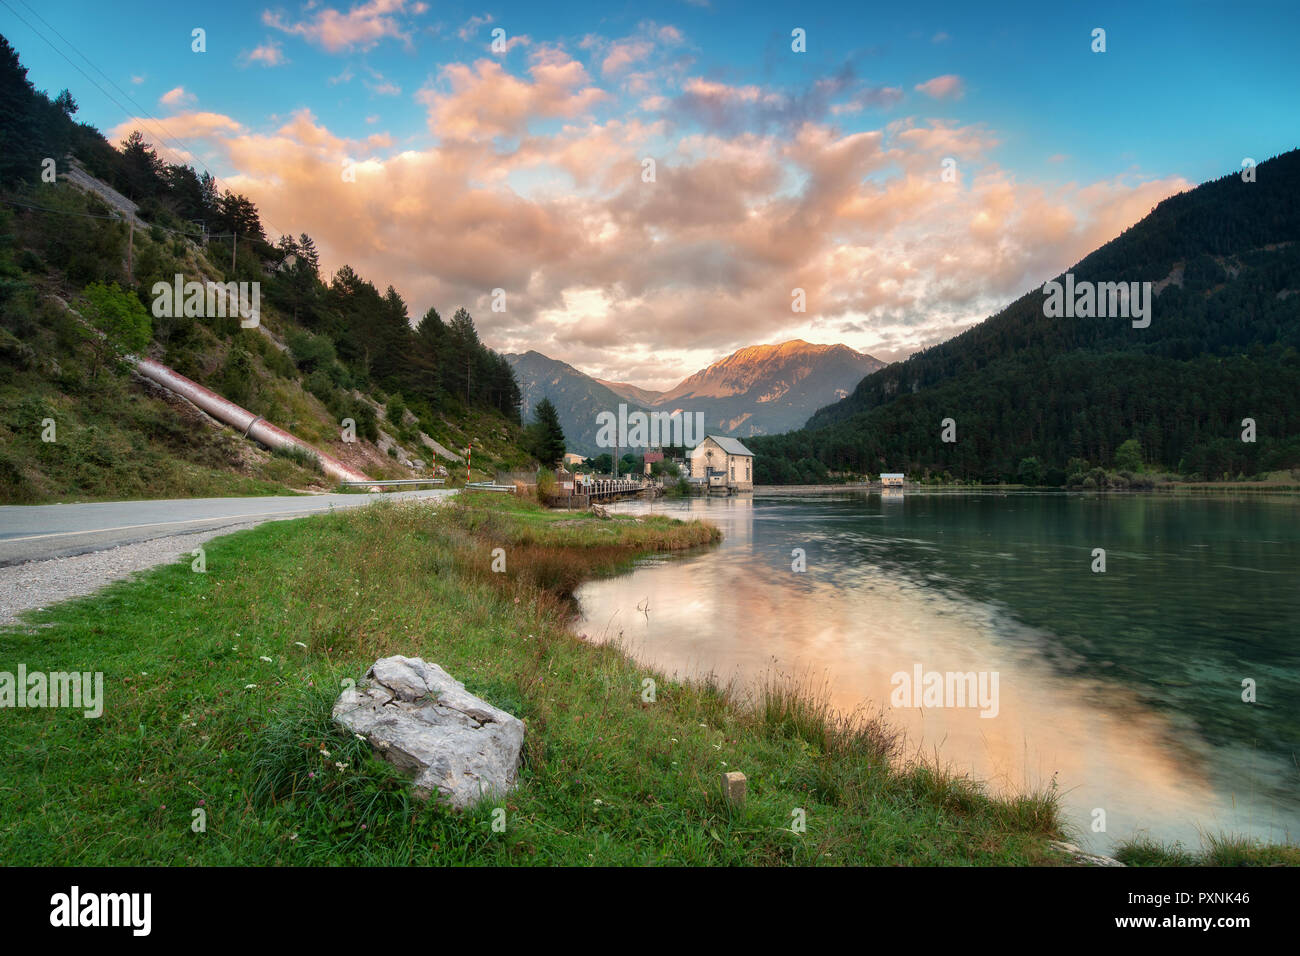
[{"xmin": 505, "ymin": 340, "xmax": 884, "ymax": 456}]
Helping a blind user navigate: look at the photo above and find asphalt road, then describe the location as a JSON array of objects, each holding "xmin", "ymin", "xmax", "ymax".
[{"xmin": 0, "ymin": 488, "xmax": 457, "ymax": 566}]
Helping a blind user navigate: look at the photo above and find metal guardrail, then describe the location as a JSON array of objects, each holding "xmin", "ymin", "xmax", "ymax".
[
  {"xmin": 464, "ymin": 482, "xmax": 516, "ymax": 493},
  {"xmin": 340, "ymin": 478, "xmax": 446, "ymax": 487}
]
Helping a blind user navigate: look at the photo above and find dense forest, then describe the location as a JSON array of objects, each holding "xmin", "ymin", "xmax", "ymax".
[
  {"xmin": 752, "ymin": 149, "xmax": 1300, "ymax": 484},
  {"xmin": 0, "ymin": 34, "xmax": 521, "ymax": 437}
]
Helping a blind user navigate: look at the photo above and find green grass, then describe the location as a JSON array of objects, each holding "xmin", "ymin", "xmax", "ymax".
[
  {"xmin": 2, "ymin": 494, "xmax": 1079, "ymax": 865},
  {"xmin": 1114, "ymin": 832, "xmax": 1300, "ymax": 866}
]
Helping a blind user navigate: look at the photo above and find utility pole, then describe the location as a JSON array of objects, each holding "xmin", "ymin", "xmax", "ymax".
[
  {"xmin": 231, "ymin": 232, "xmax": 237, "ymax": 273},
  {"xmin": 126, "ymin": 219, "xmax": 133, "ymax": 281}
]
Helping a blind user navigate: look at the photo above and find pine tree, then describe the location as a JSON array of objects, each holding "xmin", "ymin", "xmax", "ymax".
[{"xmin": 528, "ymin": 398, "xmax": 566, "ymax": 466}]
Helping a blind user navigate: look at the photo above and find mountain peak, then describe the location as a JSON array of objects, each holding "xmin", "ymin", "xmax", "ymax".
[{"xmin": 507, "ymin": 339, "xmax": 886, "ymax": 453}]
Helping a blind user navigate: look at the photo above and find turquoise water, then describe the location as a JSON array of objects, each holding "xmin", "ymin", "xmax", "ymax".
[{"xmin": 576, "ymin": 491, "xmax": 1300, "ymax": 851}]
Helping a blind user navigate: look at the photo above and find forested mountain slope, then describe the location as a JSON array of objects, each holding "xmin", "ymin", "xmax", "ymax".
[{"xmin": 0, "ymin": 35, "xmax": 530, "ymax": 502}]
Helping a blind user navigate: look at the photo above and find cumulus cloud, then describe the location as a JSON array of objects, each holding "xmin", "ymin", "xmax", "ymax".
[
  {"xmin": 831, "ymin": 85, "xmax": 905, "ymax": 114},
  {"xmin": 240, "ymin": 40, "xmax": 287, "ymax": 67},
  {"xmin": 457, "ymin": 13, "xmax": 492, "ymax": 42},
  {"xmin": 419, "ymin": 48, "xmax": 607, "ymax": 141},
  {"xmin": 674, "ymin": 61, "xmax": 889, "ymax": 135},
  {"xmin": 915, "ymin": 74, "xmax": 964, "ymax": 99},
  {"xmin": 159, "ymin": 86, "xmax": 197, "ymax": 109},
  {"xmin": 263, "ymin": 0, "xmax": 423, "ymax": 53}
]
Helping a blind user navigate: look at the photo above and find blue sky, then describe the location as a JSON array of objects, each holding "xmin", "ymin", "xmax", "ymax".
[{"xmin": 3, "ymin": 0, "xmax": 1298, "ymax": 384}]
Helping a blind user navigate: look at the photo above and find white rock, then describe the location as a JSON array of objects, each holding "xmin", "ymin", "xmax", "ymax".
[
  {"xmin": 333, "ymin": 656, "xmax": 525, "ymax": 809},
  {"xmin": 1048, "ymin": 840, "xmax": 1125, "ymax": 867}
]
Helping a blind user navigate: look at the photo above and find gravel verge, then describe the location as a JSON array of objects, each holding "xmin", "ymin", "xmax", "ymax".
[{"xmin": 0, "ymin": 519, "xmax": 279, "ymax": 628}]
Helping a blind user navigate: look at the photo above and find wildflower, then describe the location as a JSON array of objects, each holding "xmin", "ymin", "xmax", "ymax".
[
  {"xmin": 294, "ymin": 642, "xmax": 307, "ymax": 648},
  {"xmin": 259, "ymin": 656, "xmax": 272, "ymax": 663},
  {"xmin": 289, "ymin": 833, "xmax": 298, "ymax": 841},
  {"xmin": 354, "ymin": 733, "xmax": 366, "ymax": 741},
  {"xmin": 320, "ymin": 749, "xmax": 331, "ymax": 758},
  {"xmin": 308, "ymin": 772, "xmax": 316, "ymax": 779},
  {"xmin": 335, "ymin": 762, "xmax": 348, "ymax": 771},
  {"xmin": 244, "ymin": 684, "xmax": 257, "ymax": 689}
]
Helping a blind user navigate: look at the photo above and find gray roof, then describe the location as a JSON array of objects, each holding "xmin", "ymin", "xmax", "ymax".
[{"xmin": 695, "ymin": 435, "xmax": 755, "ymax": 457}]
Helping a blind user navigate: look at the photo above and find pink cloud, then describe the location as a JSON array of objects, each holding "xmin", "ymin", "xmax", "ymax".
[
  {"xmin": 915, "ymin": 74, "xmax": 964, "ymax": 99},
  {"xmin": 263, "ymin": 0, "xmax": 422, "ymax": 53},
  {"xmin": 159, "ymin": 86, "xmax": 196, "ymax": 109},
  {"xmin": 421, "ymin": 50, "xmax": 607, "ymax": 141},
  {"xmin": 602, "ymin": 40, "xmax": 653, "ymax": 76},
  {"xmin": 240, "ymin": 40, "xmax": 287, "ymax": 67},
  {"xmin": 119, "ymin": 58, "xmax": 1189, "ymax": 379}
]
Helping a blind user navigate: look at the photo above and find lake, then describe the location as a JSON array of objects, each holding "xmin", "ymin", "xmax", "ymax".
[{"xmin": 576, "ymin": 491, "xmax": 1300, "ymax": 852}]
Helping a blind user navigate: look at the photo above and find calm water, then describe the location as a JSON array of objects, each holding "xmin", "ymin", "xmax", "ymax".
[{"xmin": 576, "ymin": 492, "xmax": 1300, "ymax": 851}]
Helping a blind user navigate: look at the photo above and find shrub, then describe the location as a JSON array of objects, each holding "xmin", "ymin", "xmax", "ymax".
[
  {"xmin": 271, "ymin": 443, "xmax": 323, "ymax": 474},
  {"xmin": 537, "ymin": 466, "xmax": 557, "ymax": 500},
  {"xmin": 287, "ymin": 329, "xmax": 337, "ymax": 372},
  {"xmin": 80, "ymin": 280, "xmax": 151, "ymax": 379}
]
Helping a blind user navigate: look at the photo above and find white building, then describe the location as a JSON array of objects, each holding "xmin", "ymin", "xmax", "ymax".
[{"xmin": 689, "ymin": 435, "xmax": 755, "ymax": 491}]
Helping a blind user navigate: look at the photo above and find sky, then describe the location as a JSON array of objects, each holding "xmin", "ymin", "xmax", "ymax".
[{"xmin": 3, "ymin": 0, "xmax": 1298, "ymax": 388}]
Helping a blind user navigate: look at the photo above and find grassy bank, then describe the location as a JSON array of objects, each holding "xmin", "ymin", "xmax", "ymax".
[
  {"xmin": 1114, "ymin": 834, "xmax": 1300, "ymax": 866},
  {"xmin": 4, "ymin": 494, "xmax": 1077, "ymax": 865}
]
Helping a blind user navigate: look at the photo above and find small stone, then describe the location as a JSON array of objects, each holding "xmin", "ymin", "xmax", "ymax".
[{"xmin": 721, "ymin": 770, "xmax": 747, "ymax": 806}]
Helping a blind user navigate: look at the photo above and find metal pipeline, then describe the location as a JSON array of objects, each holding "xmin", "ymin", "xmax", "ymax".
[{"xmin": 134, "ymin": 357, "xmax": 373, "ymax": 485}]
